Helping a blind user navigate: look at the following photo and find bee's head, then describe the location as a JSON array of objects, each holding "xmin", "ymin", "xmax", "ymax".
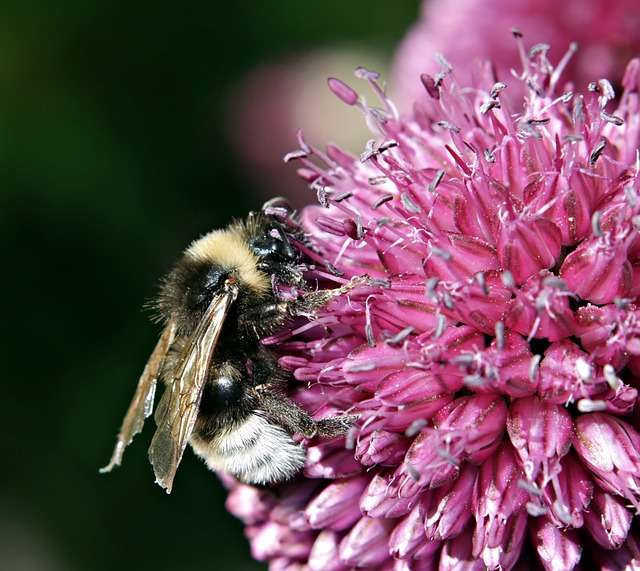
[
  {"xmin": 245, "ymin": 210, "xmax": 307, "ymax": 288},
  {"xmin": 156, "ymin": 227, "xmax": 271, "ymax": 333},
  {"xmin": 248, "ymin": 223, "xmax": 297, "ymax": 262}
]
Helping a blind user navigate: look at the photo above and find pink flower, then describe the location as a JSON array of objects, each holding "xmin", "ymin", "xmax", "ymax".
[
  {"xmin": 392, "ymin": 0, "xmax": 640, "ymax": 112},
  {"xmin": 225, "ymin": 40, "xmax": 640, "ymax": 570}
]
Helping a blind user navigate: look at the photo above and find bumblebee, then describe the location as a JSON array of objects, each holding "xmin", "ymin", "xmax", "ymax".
[{"xmin": 101, "ymin": 200, "xmax": 360, "ymax": 493}]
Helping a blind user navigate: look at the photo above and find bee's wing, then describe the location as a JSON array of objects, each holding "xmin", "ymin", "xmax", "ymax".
[
  {"xmin": 100, "ymin": 321, "xmax": 177, "ymax": 474},
  {"xmin": 148, "ymin": 278, "xmax": 239, "ymax": 493}
]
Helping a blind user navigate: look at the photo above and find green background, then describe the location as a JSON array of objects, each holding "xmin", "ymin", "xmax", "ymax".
[{"xmin": 1, "ymin": 1, "xmax": 419, "ymax": 570}]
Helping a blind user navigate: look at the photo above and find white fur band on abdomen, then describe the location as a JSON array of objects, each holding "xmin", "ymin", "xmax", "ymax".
[{"xmin": 190, "ymin": 414, "xmax": 306, "ymax": 484}]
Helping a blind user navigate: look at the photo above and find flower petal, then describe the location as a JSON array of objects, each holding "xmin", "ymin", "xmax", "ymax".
[
  {"xmin": 560, "ymin": 234, "xmax": 633, "ymax": 304},
  {"xmin": 573, "ymin": 414, "xmax": 640, "ymax": 511},
  {"xmin": 461, "ymin": 441, "xmax": 529, "ymax": 566},
  {"xmin": 308, "ymin": 530, "xmax": 350, "ymax": 571},
  {"xmin": 339, "ymin": 516, "xmax": 394, "ymax": 567},
  {"xmin": 507, "ymin": 396, "xmax": 574, "ymax": 485},
  {"xmin": 541, "ymin": 453, "xmax": 593, "ymax": 528},
  {"xmin": 440, "ymin": 525, "xmax": 487, "ymax": 571},
  {"xmin": 306, "ymin": 476, "xmax": 370, "ymax": 530},
  {"xmin": 530, "ymin": 517, "xmax": 582, "ymax": 571},
  {"xmin": 423, "ymin": 462, "xmax": 477, "ymax": 540},
  {"xmin": 584, "ymin": 488, "xmax": 633, "ymax": 549},
  {"xmin": 496, "ymin": 216, "xmax": 562, "ymax": 285}
]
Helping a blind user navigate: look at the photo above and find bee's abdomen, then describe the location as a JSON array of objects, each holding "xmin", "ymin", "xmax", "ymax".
[{"xmin": 189, "ymin": 414, "xmax": 306, "ymax": 484}]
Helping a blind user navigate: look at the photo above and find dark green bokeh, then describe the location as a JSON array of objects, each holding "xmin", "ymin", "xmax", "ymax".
[{"xmin": 1, "ymin": 1, "xmax": 419, "ymax": 569}]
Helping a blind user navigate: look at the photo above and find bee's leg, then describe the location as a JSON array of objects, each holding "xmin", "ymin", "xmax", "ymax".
[
  {"xmin": 253, "ymin": 386, "xmax": 356, "ymax": 439},
  {"xmin": 314, "ymin": 415, "xmax": 360, "ymax": 437},
  {"xmin": 237, "ymin": 302, "xmax": 290, "ymax": 335},
  {"xmin": 289, "ymin": 274, "xmax": 369, "ymax": 315},
  {"xmin": 239, "ymin": 275, "xmax": 369, "ymax": 332}
]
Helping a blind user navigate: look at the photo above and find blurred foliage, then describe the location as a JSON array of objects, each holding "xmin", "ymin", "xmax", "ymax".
[{"xmin": 0, "ymin": 0, "xmax": 420, "ymax": 570}]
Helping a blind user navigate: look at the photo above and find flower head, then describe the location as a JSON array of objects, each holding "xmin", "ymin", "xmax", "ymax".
[
  {"xmin": 226, "ymin": 40, "xmax": 640, "ymax": 570},
  {"xmin": 392, "ymin": 0, "xmax": 640, "ymax": 112}
]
